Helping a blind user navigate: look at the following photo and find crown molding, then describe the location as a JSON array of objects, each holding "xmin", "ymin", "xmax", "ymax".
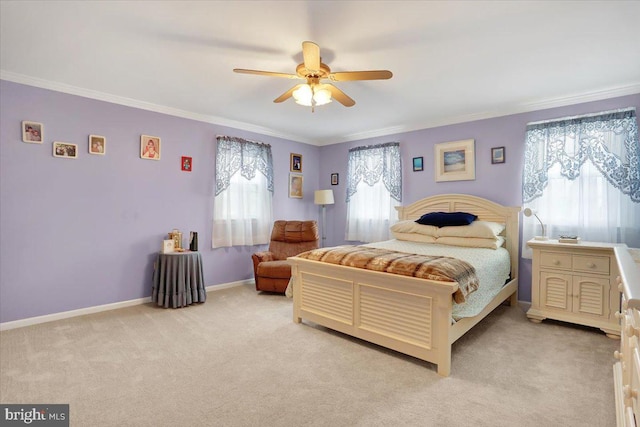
[
  {"xmin": 320, "ymin": 83, "xmax": 640, "ymax": 145},
  {"xmin": 3, "ymin": 70, "xmax": 638, "ymax": 147},
  {"xmin": 0, "ymin": 70, "xmax": 315, "ymax": 145}
]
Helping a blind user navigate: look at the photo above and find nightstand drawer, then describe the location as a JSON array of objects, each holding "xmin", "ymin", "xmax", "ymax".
[
  {"xmin": 573, "ymin": 255, "xmax": 609, "ymax": 274},
  {"xmin": 540, "ymin": 251, "xmax": 572, "ymax": 270}
]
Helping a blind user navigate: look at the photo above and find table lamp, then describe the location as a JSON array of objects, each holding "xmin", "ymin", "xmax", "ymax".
[
  {"xmin": 314, "ymin": 190, "xmax": 335, "ymax": 247},
  {"xmin": 523, "ymin": 208, "xmax": 548, "ymax": 240}
]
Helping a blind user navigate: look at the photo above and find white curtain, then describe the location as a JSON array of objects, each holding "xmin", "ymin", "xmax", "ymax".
[
  {"xmin": 212, "ymin": 136, "xmax": 274, "ymax": 248},
  {"xmin": 522, "ymin": 108, "xmax": 639, "ymax": 257},
  {"xmin": 345, "ymin": 142, "xmax": 402, "ymax": 243}
]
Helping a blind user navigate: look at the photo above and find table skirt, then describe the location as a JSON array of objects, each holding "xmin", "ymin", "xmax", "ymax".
[{"xmin": 152, "ymin": 252, "xmax": 206, "ymax": 308}]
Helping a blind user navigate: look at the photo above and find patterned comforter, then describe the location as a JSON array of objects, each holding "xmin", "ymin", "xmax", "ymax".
[{"xmin": 295, "ymin": 245, "xmax": 479, "ymax": 303}]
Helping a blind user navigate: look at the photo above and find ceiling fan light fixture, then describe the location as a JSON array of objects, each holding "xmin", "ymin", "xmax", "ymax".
[
  {"xmin": 313, "ymin": 88, "xmax": 332, "ymax": 106},
  {"xmin": 234, "ymin": 41, "xmax": 392, "ymax": 108},
  {"xmin": 293, "ymin": 84, "xmax": 313, "ymax": 105}
]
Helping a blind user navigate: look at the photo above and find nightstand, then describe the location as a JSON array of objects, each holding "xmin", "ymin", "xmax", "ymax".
[{"xmin": 526, "ymin": 239, "xmax": 621, "ymax": 338}]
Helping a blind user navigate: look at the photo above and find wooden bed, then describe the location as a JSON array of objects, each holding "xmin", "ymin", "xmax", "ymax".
[{"xmin": 289, "ymin": 194, "xmax": 520, "ymax": 376}]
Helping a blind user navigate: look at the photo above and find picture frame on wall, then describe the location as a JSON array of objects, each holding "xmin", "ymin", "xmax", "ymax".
[
  {"xmin": 53, "ymin": 142, "xmax": 78, "ymax": 159},
  {"xmin": 434, "ymin": 139, "xmax": 475, "ymax": 182},
  {"xmin": 89, "ymin": 135, "xmax": 106, "ymax": 155},
  {"xmin": 140, "ymin": 135, "xmax": 161, "ymax": 160},
  {"xmin": 181, "ymin": 156, "xmax": 192, "ymax": 172},
  {"xmin": 290, "ymin": 153, "xmax": 302, "ymax": 172},
  {"xmin": 289, "ymin": 173, "xmax": 303, "ymax": 198},
  {"xmin": 331, "ymin": 173, "xmax": 339, "ymax": 185},
  {"xmin": 412, "ymin": 156, "xmax": 424, "ymax": 172},
  {"xmin": 491, "ymin": 146, "xmax": 505, "ymax": 164},
  {"xmin": 22, "ymin": 121, "xmax": 43, "ymax": 144}
]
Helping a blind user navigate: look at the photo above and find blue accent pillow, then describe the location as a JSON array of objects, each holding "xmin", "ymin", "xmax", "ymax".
[{"xmin": 415, "ymin": 211, "xmax": 478, "ymax": 227}]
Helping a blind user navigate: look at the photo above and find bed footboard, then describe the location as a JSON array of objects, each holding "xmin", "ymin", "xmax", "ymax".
[{"xmin": 290, "ymin": 258, "xmax": 459, "ymax": 376}]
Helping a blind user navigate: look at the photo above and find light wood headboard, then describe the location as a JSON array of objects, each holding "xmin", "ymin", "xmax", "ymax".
[{"xmin": 395, "ymin": 194, "xmax": 521, "ymax": 279}]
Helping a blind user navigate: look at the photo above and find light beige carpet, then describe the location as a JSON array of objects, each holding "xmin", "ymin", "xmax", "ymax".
[{"xmin": 0, "ymin": 284, "xmax": 618, "ymax": 426}]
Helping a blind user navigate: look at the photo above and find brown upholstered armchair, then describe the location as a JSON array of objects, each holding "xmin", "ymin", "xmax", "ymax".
[{"xmin": 252, "ymin": 220, "xmax": 319, "ymax": 293}]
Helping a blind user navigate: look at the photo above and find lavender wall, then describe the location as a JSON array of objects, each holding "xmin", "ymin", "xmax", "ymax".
[
  {"xmin": 2, "ymin": 80, "xmax": 637, "ymax": 324},
  {"xmin": 320, "ymin": 93, "xmax": 640, "ymax": 303},
  {"xmin": 0, "ymin": 80, "xmax": 320, "ymax": 323}
]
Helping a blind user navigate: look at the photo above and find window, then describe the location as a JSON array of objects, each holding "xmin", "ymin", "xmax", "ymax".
[
  {"xmin": 522, "ymin": 108, "xmax": 639, "ymax": 256},
  {"xmin": 345, "ymin": 142, "xmax": 402, "ymax": 243},
  {"xmin": 212, "ymin": 136, "xmax": 274, "ymax": 248}
]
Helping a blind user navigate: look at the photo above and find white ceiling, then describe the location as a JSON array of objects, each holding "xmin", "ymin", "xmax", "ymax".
[{"xmin": 2, "ymin": 1, "xmax": 639, "ymax": 146}]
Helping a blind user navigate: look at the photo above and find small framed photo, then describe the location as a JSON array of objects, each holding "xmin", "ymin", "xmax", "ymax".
[
  {"xmin": 290, "ymin": 153, "xmax": 302, "ymax": 172},
  {"xmin": 161, "ymin": 239, "xmax": 175, "ymax": 254},
  {"xmin": 22, "ymin": 121, "xmax": 43, "ymax": 144},
  {"xmin": 181, "ymin": 156, "xmax": 192, "ymax": 172},
  {"xmin": 412, "ymin": 156, "xmax": 424, "ymax": 172},
  {"xmin": 289, "ymin": 173, "xmax": 303, "ymax": 198},
  {"xmin": 53, "ymin": 142, "xmax": 78, "ymax": 159},
  {"xmin": 89, "ymin": 135, "xmax": 106, "ymax": 155},
  {"xmin": 491, "ymin": 146, "xmax": 505, "ymax": 164},
  {"xmin": 331, "ymin": 173, "xmax": 339, "ymax": 185},
  {"xmin": 434, "ymin": 139, "xmax": 475, "ymax": 182},
  {"xmin": 140, "ymin": 135, "xmax": 161, "ymax": 160}
]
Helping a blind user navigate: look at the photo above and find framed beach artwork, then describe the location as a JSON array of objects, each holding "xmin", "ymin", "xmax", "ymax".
[
  {"xmin": 434, "ymin": 139, "xmax": 475, "ymax": 182},
  {"xmin": 412, "ymin": 156, "xmax": 424, "ymax": 172},
  {"xmin": 140, "ymin": 135, "xmax": 161, "ymax": 160},
  {"xmin": 53, "ymin": 142, "xmax": 78, "ymax": 159},
  {"xmin": 89, "ymin": 135, "xmax": 106, "ymax": 155},
  {"xmin": 491, "ymin": 146, "xmax": 505, "ymax": 164},
  {"xmin": 289, "ymin": 173, "xmax": 303, "ymax": 198},
  {"xmin": 22, "ymin": 121, "xmax": 43, "ymax": 144}
]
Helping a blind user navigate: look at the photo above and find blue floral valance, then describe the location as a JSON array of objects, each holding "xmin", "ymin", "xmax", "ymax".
[
  {"xmin": 346, "ymin": 142, "xmax": 402, "ymax": 203},
  {"xmin": 523, "ymin": 108, "xmax": 639, "ymax": 203},
  {"xmin": 215, "ymin": 136, "xmax": 274, "ymax": 196}
]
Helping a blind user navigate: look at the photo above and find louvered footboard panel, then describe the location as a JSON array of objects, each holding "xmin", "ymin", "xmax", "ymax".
[
  {"xmin": 300, "ymin": 272, "xmax": 353, "ymax": 324},
  {"xmin": 359, "ymin": 284, "xmax": 433, "ymax": 349}
]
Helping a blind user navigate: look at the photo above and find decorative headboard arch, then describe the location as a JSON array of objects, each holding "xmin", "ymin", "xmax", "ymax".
[{"xmin": 396, "ymin": 194, "xmax": 521, "ymax": 280}]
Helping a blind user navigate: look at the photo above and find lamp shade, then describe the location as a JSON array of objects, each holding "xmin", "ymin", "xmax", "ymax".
[{"xmin": 314, "ymin": 190, "xmax": 335, "ymax": 205}]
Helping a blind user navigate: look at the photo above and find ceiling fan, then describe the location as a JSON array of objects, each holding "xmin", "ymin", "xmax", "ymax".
[{"xmin": 233, "ymin": 41, "xmax": 393, "ymax": 111}]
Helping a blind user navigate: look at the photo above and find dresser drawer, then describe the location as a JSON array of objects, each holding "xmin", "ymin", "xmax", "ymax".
[
  {"xmin": 540, "ymin": 251, "xmax": 572, "ymax": 270},
  {"xmin": 573, "ymin": 255, "xmax": 610, "ymax": 275}
]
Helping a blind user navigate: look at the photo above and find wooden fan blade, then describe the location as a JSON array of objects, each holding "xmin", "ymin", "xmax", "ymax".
[
  {"xmin": 324, "ymin": 84, "xmax": 355, "ymax": 107},
  {"xmin": 302, "ymin": 41, "xmax": 320, "ymax": 72},
  {"xmin": 233, "ymin": 69, "xmax": 299, "ymax": 79},
  {"xmin": 329, "ymin": 70, "xmax": 393, "ymax": 81},
  {"xmin": 274, "ymin": 84, "xmax": 304, "ymax": 103}
]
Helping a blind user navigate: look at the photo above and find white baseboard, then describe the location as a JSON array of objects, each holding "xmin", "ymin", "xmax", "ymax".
[{"xmin": 0, "ymin": 280, "xmax": 251, "ymax": 331}]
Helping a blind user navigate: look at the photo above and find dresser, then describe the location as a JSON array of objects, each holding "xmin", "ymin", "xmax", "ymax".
[
  {"xmin": 613, "ymin": 247, "xmax": 640, "ymax": 427},
  {"xmin": 526, "ymin": 239, "xmax": 621, "ymax": 338}
]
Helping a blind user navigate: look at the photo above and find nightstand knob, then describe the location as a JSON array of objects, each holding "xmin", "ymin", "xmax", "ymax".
[
  {"xmin": 623, "ymin": 385, "xmax": 638, "ymax": 399},
  {"xmin": 552, "ymin": 259, "xmax": 560, "ymax": 265},
  {"xmin": 614, "ymin": 350, "xmax": 623, "ymax": 360},
  {"xmin": 587, "ymin": 262, "xmax": 596, "ymax": 268}
]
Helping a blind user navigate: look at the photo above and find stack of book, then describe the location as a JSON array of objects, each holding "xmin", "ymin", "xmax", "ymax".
[{"xmin": 558, "ymin": 235, "xmax": 580, "ymax": 244}]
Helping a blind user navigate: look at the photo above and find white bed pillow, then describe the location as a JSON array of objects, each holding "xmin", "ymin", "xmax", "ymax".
[
  {"xmin": 390, "ymin": 220, "xmax": 438, "ymax": 237},
  {"xmin": 436, "ymin": 236, "xmax": 505, "ymax": 250},
  {"xmin": 391, "ymin": 231, "xmax": 437, "ymax": 243},
  {"xmin": 436, "ymin": 221, "xmax": 505, "ymax": 239}
]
